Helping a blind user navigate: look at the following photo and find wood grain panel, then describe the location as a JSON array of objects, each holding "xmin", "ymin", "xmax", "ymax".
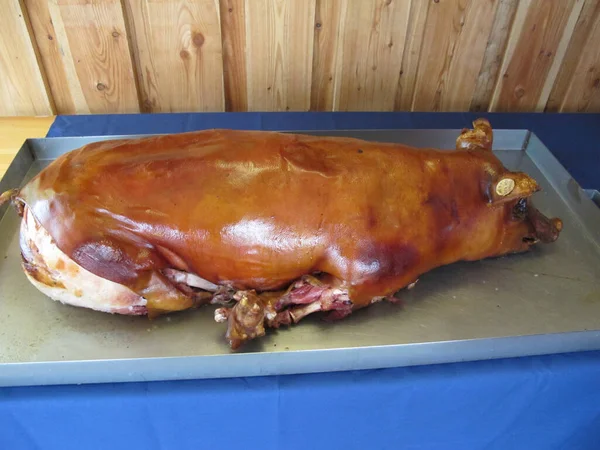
[
  {"xmin": 48, "ymin": 0, "xmax": 140, "ymax": 114},
  {"xmin": 394, "ymin": 0, "xmax": 430, "ymax": 111},
  {"xmin": 470, "ymin": 0, "xmax": 519, "ymax": 112},
  {"xmin": 558, "ymin": 5, "xmax": 600, "ymax": 112},
  {"xmin": 411, "ymin": 0, "xmax": 498, "ymax": 112},
  {"xmin": 2, "ymin": 0, "xmax": 599, "ymax": 116},
  {"xmin": 335, "ymin": 0, "xmax": 410, "ymax": 111},
  {"xmin": 24, "ymin": 0, "xmax": 76, "ymax": 114},
  {"xmin": 220, "ymin": 0, "xmax": 247, "ymax": 112},
  {"xmin": 310, "ymin": 0, "xmax": 343, "ymax": 111},
  {"xmin": 245, "ymin": 0, "xmax": 316, "ymax": 111},
  {"xmin": 490, "ymin": 0, "xmax": 581, "ymax": 112},
  {"xmin": 546, "ymin": 0, "xmax": 600, "ymax": 112},
  {"xmin": 536, "ymin": 0, "xmax": 586, "ymax": 110},
  {"xmin": 0, "ymin": 0, "xmax": 53, "ymax": 116},
  {"xmin": 125, "ymin": 0, "xmax": 224, "ymax": 113}
]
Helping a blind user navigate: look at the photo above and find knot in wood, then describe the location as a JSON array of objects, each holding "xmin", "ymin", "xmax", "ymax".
[
  {"xmin": 515, "ymin": 87, "xmax": 525, "ymax": 99},
  {"xmin": 192, "ymin": 32, "xmax": 205, "ymax": 48}
]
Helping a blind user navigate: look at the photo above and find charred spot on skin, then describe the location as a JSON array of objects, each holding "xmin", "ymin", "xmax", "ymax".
[
  {"xmin": 424, "ymin": 193, "xmax": 460, "ymax": 225},
  {"xmin": 448, "ymin": 199, "xmax": 459, "ymax": 223},
  {"xmin": 356, "ymin": 241, "xmax": 420, "ymax": 282},
  {"xmin": 366, "ymin": 206, "xmax": 378, "ymax": 230},
  {"xmin": 423, "ymin": 193, "xmax": 460, "ymax": 253},
  {"xmin": 357, "ymin": 149, "xmax": 363, "ymax": 154}
]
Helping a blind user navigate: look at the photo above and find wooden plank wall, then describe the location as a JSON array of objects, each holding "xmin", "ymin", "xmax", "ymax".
[{"xmin": 1, "ymin": 0, "xmax": 599, "ymax": 116}]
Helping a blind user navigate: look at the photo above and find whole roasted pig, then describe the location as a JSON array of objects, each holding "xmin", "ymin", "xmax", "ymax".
[{"xmin": 0, "ymin": 119, "xmax": 562, "ymax": 349}]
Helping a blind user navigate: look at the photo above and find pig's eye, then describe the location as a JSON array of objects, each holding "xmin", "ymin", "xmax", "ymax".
[{"xmin": 513, "ymin": 198, "xmax": 527, "ymax": 220}]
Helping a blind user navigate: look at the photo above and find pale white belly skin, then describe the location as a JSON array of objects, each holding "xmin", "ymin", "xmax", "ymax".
[{"xmin": 20, "ymin": 206, "xmax": 148, "ymax": 315}]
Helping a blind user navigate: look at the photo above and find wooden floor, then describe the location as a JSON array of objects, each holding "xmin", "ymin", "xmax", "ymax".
[{"xmin": 0, "ymin": 116, "xmax": 55, "ymax": 178}]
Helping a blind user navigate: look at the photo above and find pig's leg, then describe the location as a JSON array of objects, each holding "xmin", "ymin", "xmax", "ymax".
[{"xmin": 214, "ymin": 275, "xmax": 354, "ymax": 349}]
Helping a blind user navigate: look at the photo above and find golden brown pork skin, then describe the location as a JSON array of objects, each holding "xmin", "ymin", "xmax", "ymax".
[{"xmin": 1, "ymin": 119, "xmax": 562, "ymax": 349}]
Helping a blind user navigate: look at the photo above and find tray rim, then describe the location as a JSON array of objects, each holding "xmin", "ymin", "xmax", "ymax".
[{"xmin": 1, "ymin": 330, "xmax": 599, "ymax": 388}]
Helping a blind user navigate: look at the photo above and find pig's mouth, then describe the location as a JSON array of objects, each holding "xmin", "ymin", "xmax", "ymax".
[{"xmin": 514, "ymin": 198, "xmax": 563, "ymax": 245}]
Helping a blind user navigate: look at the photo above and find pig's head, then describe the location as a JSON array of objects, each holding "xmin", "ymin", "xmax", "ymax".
[
  {"xmin": 456, "ymin": 118, "xmax": 563, "ymax": 257},
  {"xmin": 485, "ymin": 169, "xmax": 563, "ymax": 256}
]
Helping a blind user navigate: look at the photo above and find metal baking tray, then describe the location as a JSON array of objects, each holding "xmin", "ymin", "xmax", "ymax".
[
  {"xmin": 585, "ymin": 189, "xmax": 600, "ymax": 207},
  {"xmin": 1, "ymin": 129, "xmax": 599, "ymax": 388}
]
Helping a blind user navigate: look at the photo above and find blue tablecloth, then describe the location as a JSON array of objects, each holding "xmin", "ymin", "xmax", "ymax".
[{"xmin": 2, "ymin": 112, "xmax": 600, "ymax": 450}]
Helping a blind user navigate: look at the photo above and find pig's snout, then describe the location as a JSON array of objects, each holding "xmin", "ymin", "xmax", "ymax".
[{"xmin": 526, "ymin": 203, "xmax": 563, "ymax": 244}]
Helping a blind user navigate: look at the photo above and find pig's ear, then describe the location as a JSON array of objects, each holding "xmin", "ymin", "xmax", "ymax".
[
  {"xmin": 456, "ymin": 118, "xmax": 493, "ymax": 151},
  {"xmin": 486, "ymin": 172, "xmax": 540, "ymax": 206}
]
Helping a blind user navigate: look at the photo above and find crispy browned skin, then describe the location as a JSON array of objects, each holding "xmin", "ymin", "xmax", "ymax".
[{"xmin": 9, "ymin": 119, "xmax": 561, "ymax": 331}]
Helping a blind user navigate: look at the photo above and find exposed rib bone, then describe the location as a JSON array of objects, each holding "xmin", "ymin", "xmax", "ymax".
[
  {"xmin": 162, "ymin": 268, "xmax": 218, "ymax": 292},
  {"xmin": 289, "ymin": 301, "xmax": 322, "ymax": 322}
]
